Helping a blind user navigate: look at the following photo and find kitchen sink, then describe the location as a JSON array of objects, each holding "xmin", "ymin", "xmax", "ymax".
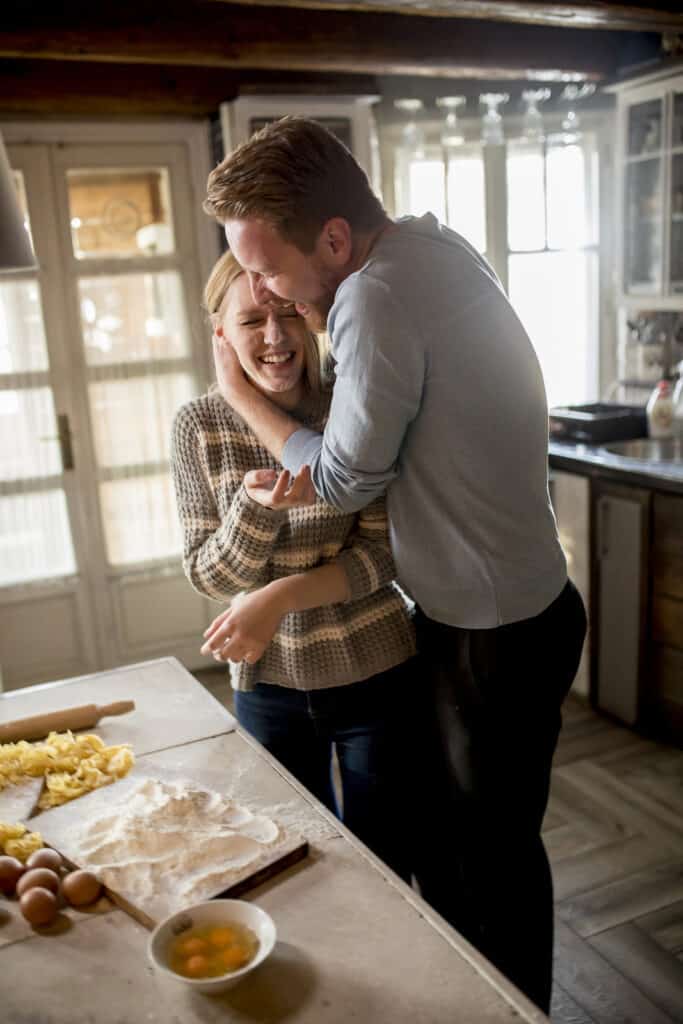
[{"xmin": 601, "ymin": 438, "xmax": 683, "ymax": 463}]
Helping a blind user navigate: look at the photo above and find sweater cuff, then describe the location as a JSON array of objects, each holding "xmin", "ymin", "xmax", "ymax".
[
  {"xmin": 212, "ymin": 484, "xmax": 286, "ymax": 555},
  {"xmin": 231, "ymin": 483, "xmax": 287, "ymax": 525},
  {"xmin": 282, "ymin": 427, "xmax": 324, "ymax": 476},
  {"xmin": 334, "ymin": 547, "xmax": 380, "ymax": 602}
]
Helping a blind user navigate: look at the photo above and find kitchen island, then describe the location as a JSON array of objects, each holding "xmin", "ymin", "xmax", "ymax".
[{"xmin": 0, "ymin": 657, "xmax": 546, "ymax": 1024}]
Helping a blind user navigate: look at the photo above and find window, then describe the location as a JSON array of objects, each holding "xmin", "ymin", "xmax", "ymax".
[{"xmin": 387, "ymin": 118, "xmax": 603, "ymax": 408}]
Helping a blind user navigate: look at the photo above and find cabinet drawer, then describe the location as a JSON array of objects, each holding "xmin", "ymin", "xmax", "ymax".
[{"xmin": 652, "ymin": 594, "xmax": 683, "ymax": 650}]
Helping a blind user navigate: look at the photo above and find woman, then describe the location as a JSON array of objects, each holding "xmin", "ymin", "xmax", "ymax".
[{"xmin": 170, "ymin": 250, "xmax": 415, "ymax": 876}]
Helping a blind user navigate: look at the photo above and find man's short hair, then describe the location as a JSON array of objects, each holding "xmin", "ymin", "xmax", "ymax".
[{"xmin": 204, "ymin": 115, "xmax": 386, "ymax": 251}]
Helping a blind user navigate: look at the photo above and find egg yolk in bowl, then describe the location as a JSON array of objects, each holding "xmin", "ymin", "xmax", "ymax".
[{"xmin": 167, "ymin": 921, "xmax": 259, "ymax": 979}]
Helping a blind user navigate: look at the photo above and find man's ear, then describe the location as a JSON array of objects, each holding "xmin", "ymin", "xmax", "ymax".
[{"xmin": 318, "ymin": 218, "xmax": 352, "ymax": 265}]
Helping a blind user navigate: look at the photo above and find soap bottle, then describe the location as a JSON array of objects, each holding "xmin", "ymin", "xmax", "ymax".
[{"xmin": 646, "ymin": 379, "xmax": 673, "ymax": 439}]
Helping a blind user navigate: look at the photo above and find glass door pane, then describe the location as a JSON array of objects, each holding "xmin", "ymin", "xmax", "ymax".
[
  {"xmin": 507, "ymin": 141, "xmax": 546, "ymax": 251},
  {"xmin": 68, "ymin": 163, "xmax": 200, "ymax": 569},
  {"xmin": 509, "ymin": 250, "xmax": 598, "ymax": 408},
  {"xmin": 670, "ymin": 92, "xmax": 683, "ymax": 294},
  {"xmin": 446, "ymin": 148, "xmax": 486, "ymax": 253},
  {"xmin": 66, "ymin": 167, "xmax": 175, "ymax": 260},
  {"xmin": 628, "ymin": 98, "xmax": 663, "ymax": 157},
  {"xmin": 624, "ymin": 158, "xmax": 662, "ymax": 293},
  {"xmin": 0, "ymin": 173, "xmax": 77, "ymax": 588}
]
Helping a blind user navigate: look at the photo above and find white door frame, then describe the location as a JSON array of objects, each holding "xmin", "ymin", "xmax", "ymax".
[{"xmin": 1, "ymin": 120, "xmax": 222, "ymax": 685}]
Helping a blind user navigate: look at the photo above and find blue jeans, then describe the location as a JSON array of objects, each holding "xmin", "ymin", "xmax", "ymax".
[{"xmin": 234, "ymin": 660, "xmax": 414, "ymax": 879}]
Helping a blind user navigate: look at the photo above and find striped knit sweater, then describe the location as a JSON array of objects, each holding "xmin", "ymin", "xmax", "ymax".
[{"xmin": 170, "ymin": 385, "xmax": 416, "ymax": 691}]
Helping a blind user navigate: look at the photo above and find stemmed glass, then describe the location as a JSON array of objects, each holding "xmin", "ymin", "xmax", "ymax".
[
  {"xmin": 558, "ymin": 83, "xmax": 596, "ymax": 145},
  {"xmin": 480, "ymin": 93, "xmax": 509, "ymax": 146},
  {"xmin": 521, "ymin": 89, "xmax": 551, "ymax": 143},
  {"xmin": 394, "ymin": 98, "xmax": 425, "ymax": 159},
  {"xmin": 436, "ymin": 96, "xmax": 467, "ymax": 149}
]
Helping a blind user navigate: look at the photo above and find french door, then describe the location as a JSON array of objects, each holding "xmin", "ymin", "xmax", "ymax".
[{"xmin": 0, "ymin": 135, "xmax": 218, "ymax": 690}]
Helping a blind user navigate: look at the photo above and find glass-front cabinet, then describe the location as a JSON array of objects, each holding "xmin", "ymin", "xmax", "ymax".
[
  {"xmin": 615, "ymin": 72, "xmax": 683, "ymax": 299},
  {"xmin": 610, "ymin": 70, "xmax": 683, "ymax": 402},
  {"xmin": 671, "ymin": 89, "xmax": 683, "ymax": 292}
]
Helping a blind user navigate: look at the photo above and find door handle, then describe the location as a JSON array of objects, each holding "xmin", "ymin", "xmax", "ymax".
[{"xmin": 39, "ymin": 412, "xmax": 75, "ymax": 471}]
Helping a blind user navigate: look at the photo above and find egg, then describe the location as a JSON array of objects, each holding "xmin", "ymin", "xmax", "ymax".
[
  {"xmin": 61, "ymin": 870, "xmax": 101, "ymax": 907},
  {"xmin": 19, "ymin": 886, "xmax": 58, "ymax": 926},
  {"xmin": 16, "ymin": 867, "xmax": 60, "ymax": 897},
  {"xmin": 176, "ymin": 936, "xmax": 209, "ymax": 957},
  {"xmin": 0, "ymin": 855, "xmax": 25, "ymax": 897},
  {"xmin": 26, "ymin": 848, "xmax": 63, "ymax": 874},
  {"xmin": 183, "ymin": 955, "xmax": 211, "ymax": 977}
]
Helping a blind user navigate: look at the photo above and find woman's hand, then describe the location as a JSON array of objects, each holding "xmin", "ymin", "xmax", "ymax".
[
  {"xmin": 200, "ymin": 586, "xmax": 287, "ymax": 664},
  {"xmin": 212, "ymin": 329, "xmax": 249, "ymax": 402},
  {"xmin": 244, "ymin": 465, "xmax": 316, "ymax": 509}
]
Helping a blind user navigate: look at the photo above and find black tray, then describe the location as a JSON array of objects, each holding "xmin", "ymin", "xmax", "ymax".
[{"xmin": 549, "ymin": 403, "xmax": 647, "ymax": 444}]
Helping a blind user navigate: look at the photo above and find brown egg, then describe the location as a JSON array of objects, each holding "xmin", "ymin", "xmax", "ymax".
[
  {"xmin": 0, "ymin": 856, "xmax": 25, "ymax": 897},
  {"xmin": 16, "ymin": 867, "xmax": 60, "ymax": 898},
  {"xmin": 61, "ymin": 870, "xmax": 101, "ymax": 907},
  {"xmin": 26, "ymin": 848, "xmax": 63, "ymax": 874},
  {"xmin": 19, "ymin": 886, "xmax": 58, "ymax": 926}
]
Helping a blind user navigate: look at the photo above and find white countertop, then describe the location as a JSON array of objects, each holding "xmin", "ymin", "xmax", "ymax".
[{"xmin": 0, "ymin": 657, "xmax": 547, "ymax": 1023}]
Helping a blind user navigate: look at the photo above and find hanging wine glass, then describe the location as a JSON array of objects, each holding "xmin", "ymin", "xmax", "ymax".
[
  {"xmin": 436, "ymin": 96, "xmax": 466, "ymax": 149},
  {"xmin": 558, "ymin": 83, "xmax": 596, "ymax": 145},
  {"xmin": 479, "ymin": 93, "xmax": 509, "ymax": 146},
  {"xmin": 394, "ymin": 98, "xmax": 425, "ymax": 159},
  {"xmin": 521, "ymin": 88, "xmax": 551, "ymax": 143}
]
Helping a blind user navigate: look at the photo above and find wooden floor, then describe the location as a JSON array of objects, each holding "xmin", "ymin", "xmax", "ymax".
[
  {"xmin": 547, "ymin": 696, "xmax": 683, "ymax": 1024},
  {"xmin": 196, "ymin": 670, "xmax": 683, "ymax": 1023}
]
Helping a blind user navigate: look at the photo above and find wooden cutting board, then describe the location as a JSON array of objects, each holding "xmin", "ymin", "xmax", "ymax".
[{"xmin": 35, "ymin": 770, "xmax": 308, "ymax": 929}]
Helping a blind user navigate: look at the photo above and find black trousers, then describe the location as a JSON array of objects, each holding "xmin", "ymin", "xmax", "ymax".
[{"xmin": 412, "ymin": 579, "xmax": 587, "ymax": 1013}]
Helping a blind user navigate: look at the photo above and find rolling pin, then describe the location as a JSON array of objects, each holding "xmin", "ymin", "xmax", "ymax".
[{"xmin": 0, "ymin": 701, "xmax": 136, "ymax": 743}]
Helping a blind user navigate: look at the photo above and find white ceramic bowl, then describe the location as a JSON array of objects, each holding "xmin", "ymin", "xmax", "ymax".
[{"xmin": 148, "ymin": 898, "xmax": 277, "ymax": 994}]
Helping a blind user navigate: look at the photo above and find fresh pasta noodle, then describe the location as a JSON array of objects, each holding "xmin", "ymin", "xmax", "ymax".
[
  {"xmin": 0, "ymin": 821, "xmax": 43, "ymax": 862},
  {"xmin": 0, "ymin": 731, "xmax": 134, "ymax": 809}
]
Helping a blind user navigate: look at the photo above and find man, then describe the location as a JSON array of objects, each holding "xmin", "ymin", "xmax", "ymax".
[{"xmin": 203, "ymin": 115, "xmax": 586, "ymax": 1013}]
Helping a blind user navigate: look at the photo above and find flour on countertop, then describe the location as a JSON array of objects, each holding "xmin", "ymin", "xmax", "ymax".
[{"xmin": 70, "ymin": 778, "xmax": 283, "ymax": 903}]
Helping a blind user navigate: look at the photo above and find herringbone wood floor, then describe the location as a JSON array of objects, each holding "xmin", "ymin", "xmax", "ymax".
[
  {"xmin": 196, "ymin": 669, "xmax": 683, "ymax": 1023},
  {"xmin": 547, "ymin": 696, "xmax": 683, "ymax": 1024}
]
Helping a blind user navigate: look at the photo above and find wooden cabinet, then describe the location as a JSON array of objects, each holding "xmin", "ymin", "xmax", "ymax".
[
  {"xmin": 592, "ymin": 481, "xmax": 651, "ymax": 727},
  {"xmin": 551, "ymin": 470, "xmax": 591, "ymax": 699},
  {"xmin": 646, "ymin": 492, "xmax": 683, "ymax": 740}
]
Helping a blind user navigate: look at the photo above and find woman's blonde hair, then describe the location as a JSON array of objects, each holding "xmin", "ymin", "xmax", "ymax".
[{"xmin": 204, "ymin": 248, "xmax": 324, "ymax": 394}]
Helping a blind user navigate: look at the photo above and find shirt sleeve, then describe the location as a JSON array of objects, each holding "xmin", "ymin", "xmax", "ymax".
[
  {"xmin": 170, "ymin": 406, "xmax": 285, "ymax": 601},
  {"xmin": 282, "ymin": 274, "xmax": 425, "ymax": 513}
]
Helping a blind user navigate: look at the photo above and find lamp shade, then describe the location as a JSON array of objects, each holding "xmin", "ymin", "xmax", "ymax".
[{"xmin": 0, "ymin": 132, "xmax": 36, "ymax": 271}]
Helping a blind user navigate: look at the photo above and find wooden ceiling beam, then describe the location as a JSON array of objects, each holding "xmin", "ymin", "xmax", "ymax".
[
  {"xmin": 209, "ymin": 0, "xmax": 683, "ymax": 36},
  {"xmin": 0, "ymin": 59, "xmax": 379, "ymax": 118},
  {"xmin": 0, "ymin": 3, "xmax": 657, "ymax": 80}
]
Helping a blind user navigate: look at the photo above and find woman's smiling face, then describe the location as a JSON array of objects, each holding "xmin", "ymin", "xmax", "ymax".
[{"xmin": 218, "ymin": 272, "xmax": 308, "ymax": 398}]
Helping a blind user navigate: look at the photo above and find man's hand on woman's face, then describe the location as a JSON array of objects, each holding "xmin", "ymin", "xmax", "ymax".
[
  {"xmin": 244, "ymin": 465, "xmax": 316, "ymax": 509},
  {"xmin": 212, "ymin": 328, "xmax": 248, "ymax": 400}
]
